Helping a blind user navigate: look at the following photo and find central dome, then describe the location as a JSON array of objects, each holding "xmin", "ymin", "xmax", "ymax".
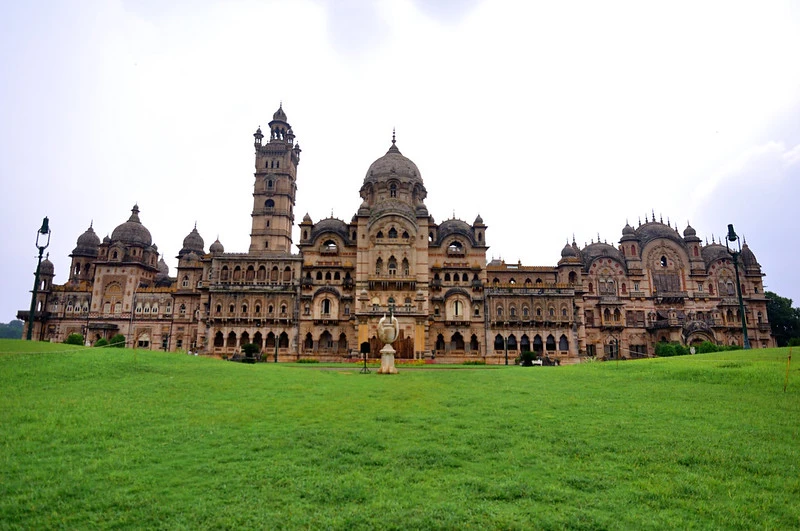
[
  {"xmin": 111, "ymin": 204, "xmax": 152, "ymax": 246},
  {"xmin": 363, "ymin": 140, "xmax": 423, "ymax": 187}
]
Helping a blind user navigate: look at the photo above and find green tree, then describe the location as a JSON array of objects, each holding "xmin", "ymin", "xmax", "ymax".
[
  {"xmin": 0, "ymin": 320, "xmax": 24, "ymax": 339},
  {"xmin": 241, "ymin": 343, "xmax": 260, "ymax": 358},
  {"xmin": 94, "ymin": 338, "xmax": 109, "ymax": 347},
  {"xmin": 765, "ymin": 291, "xmax": 800, "ymax": 347},
  {"xmin": 109, "ymin": 334, "xmax": 127, "ymax": 348},
  {"xmin": 64, "ymin": 333, "xmax": 84, "ymax": 345}
]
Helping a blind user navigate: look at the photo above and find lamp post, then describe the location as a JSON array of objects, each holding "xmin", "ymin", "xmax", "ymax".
[
  {"xmin": 26, "ymin": 217, "xmax": 51, "ymax": 341},
  {"xmin": 504, "ymin": 335, "xmax": 508, "ymax": 365},
  {"xmin": 726, "ymin": 224, "xmax": 751, "ymax": 350}
]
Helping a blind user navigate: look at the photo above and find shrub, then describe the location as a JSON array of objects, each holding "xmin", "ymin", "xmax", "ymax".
[
  {"xmin": 64, "ymin": 333, "xmax": 84, "ymax": 346},
  {"xmin": 519, "ymin": 351, "xmax": 535, "ymax": 366},
  {"xmin": 241, "ymin": 343, "xmax": 260, "ymax": 358},
  {"xmin": 297, "ymin": 358, "xmax": 319, "ymax": 364},
  {"xmin": 788, "ymin": 337, "xmax": 800, "ymax": 347},
  {"xmin": 94, "ymin": 338, "xmax": 109, "ymax": 347},
  {"xmin": 695, "ymin": 341, "xmax": 719, "ymax": 354},
  {"xmin": 462, "ymin": 360, "xmax": 486, "ymax": 365},
  {"xmin": 109, "ymin": 334, "xmax": 126, "ymax": 348},
  {"xmin": 655, "ymin": 342, "xmax": 691, "ymax": 357}
]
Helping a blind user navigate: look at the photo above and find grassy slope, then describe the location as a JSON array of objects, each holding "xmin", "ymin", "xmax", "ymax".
[{"xmin": 1, "ymin": 340, "xmax": 798, "ymax": 530}]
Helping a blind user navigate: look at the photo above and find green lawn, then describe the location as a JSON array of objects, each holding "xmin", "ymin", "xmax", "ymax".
[{"xmin": 1, "ymin": 340, "xmax": 798, "ymax": 530}]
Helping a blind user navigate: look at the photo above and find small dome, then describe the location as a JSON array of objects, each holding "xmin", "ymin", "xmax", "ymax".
[
  {"xmin": 741, "ymin": 243, "xmax": 758, "ymax": 267},
  {"xmin": 156, "ymin": 257, "xmax": 169, "ymax": 277},
  {"xmin": 474, "ymin": 214, "xmax": 484, "ymax": 225},
  {"xmin": 39, "ymin": 256, "xmax": 55, "ymax": 276},
  {"xmin": 210, "ymin": 239, "xmax": 224, "ymax": 254},
  {"xmin": 103, "ymin": 235, "xmax": 111, "ymax": 244},
  {"xmin": 273, "ymin": 104, "xmax": 287, "ymax": 122},
  {"xmin": 180, "ymin": 225, "xmax": 205, "ymax": 256},
  {"xmin": 302, "ymin": 213, "xmax": 312, "ymax": 223},
  {"xmin": 72, "ymin": 223, "xmax": 101, "ymax": 257},
  {"xmin": 110, "ymin": 205, "xmax": 153, "ymax": 246},
  {"xmin": 683, "ymin": 223, "xmax": 696, "ymax": 237},
  {"xmin": 622, "ymin": 223, "xmax": 635, "ymax": 235},
  {"xmin": 561, "ymin": 242, "xmax": 578, "ymax": 258}
]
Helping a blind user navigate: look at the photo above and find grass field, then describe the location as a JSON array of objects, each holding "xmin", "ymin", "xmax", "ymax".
[{"xmin": 1, "ymin": 340, "xmax": 798, "ymax": 530}]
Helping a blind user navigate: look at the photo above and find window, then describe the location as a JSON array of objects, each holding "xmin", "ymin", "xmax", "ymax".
[
  {"xmin": 454, "ymin": 300, "xmax": 462, "ymax": 317},
  {"xmin": 216, "ymin": 304, "xmax": 222, "ymax": 314},
  {"xmin": 375, "ymin": 258, "xmax": 383, "ymax": 275},
  {"xmin": 265, "ymin": 199, "xmax": 275, "ymax": 208},
  {"xmin": 389, "ymin": 183, "xmax": 397, "ymax": 197},
  {"xmin": 559, "ymin": 335, "xmax": 569, "ymax": 351},
  {"xmin": 403, "ymin": 258, "xmax": 410, "ymax": 276},
  {"xmin": 229, "ymin": 304, "xmax": 235, "ymax": 313},
  {"xmin": 182, "ymin": 276, "xmax": 189, "ymax": 287},
  {"xmin": 660, "ymin": 255, "xmax": 668, "ymax": 267},
  {"xmin": 496, "ymin": 306, "xmax": 503, "ymax": 317},
  {"xmin": 280, "ymin": 305, "xmax": 286, "ymax": 314},
  {"xmin": 697, "ymin": 282, "xmax": 703, "ymax": 292},
  {"xmin": 388, "ymin": 257, "xmax": 397, "ymax": 276},
  {"xmin": 344, "ymin": 304, "xmax": 350, "ymax": 316},
  {"xmin": 180, "ymin": 304, "xmax": 186, "ymax": 316},
  {"xmin": 322, "ymin": 299, "xmax": 331, "ymax": 315},
  {"xmin": 242, "ymin": 304, "xmax": 248, "ymax": 314},
  {"xmin": 474, "ymin": 305, "xmax": 480, "ymax": 316},
  {"xmin": 388, "ymin": 227, "xmax": 397, "ymax": 238}
]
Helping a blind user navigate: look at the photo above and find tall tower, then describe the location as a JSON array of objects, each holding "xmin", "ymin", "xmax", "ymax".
[{"xmin": 249, "ymin": 104, "xmax": 301, "ymax": 254}]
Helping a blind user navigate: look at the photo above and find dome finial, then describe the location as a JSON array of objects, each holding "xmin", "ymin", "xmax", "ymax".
[{"xmin": 392, "ymin": 127, "xmax": 396, "ymax": 145}]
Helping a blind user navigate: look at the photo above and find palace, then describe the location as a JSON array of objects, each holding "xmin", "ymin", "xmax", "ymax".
[{"xmin": 19, "ymin": 105, "xmax": 775, "ymax": 361}]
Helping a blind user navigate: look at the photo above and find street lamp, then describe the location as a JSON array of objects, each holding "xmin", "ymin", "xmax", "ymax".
[
  {"xmin": 26, "ymin": 217, "xmax": 51, "ymax": 340},
  {"xmin": 504, "ymin": 335, "xmax": 508, "ymax": 365},
  {"xmin": 726, "ymin": 224, "xmax": 751, "ymax": 350}
]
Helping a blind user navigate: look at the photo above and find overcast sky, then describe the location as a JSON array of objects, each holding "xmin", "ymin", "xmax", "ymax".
[{"xmin": 2, "ymin": 0, "xmax": 800, "ymax": 323}]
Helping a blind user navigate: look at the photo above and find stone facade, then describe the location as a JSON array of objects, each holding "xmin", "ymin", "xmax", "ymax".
[{"xmin": 19, "ymin": 105, "xmax": 775, "ymax": 361}]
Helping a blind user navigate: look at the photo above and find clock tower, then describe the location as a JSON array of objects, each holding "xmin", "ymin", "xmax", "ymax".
[{"xmin": 249, "ymin": 104, "xmax": 301, "ymax": 254}]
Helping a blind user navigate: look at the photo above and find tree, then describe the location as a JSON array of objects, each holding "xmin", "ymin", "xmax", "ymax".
[
  {"xmin": 765, "ymin": 291, "xmax": 800, "ymax": 347},
  {"xmin": 0, "ymin": 320, "xmax": 24, "ymax": 339},
  {"xmin": 241, "ymin": 343, "xmax": 260, "ymax": 358},
  {"xmin": 109, "ymin": 334, "xmax": 127, "ymax": 348},
  {"xmin": 64, "ymin": 333, "xmax": 84, "ymax": 345}
]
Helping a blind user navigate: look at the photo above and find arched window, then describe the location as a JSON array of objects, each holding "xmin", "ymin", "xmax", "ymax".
[
  {"xmin": 568, "ymin": 271, "xmax": 577, "ymax": 284},
  {"xmin": 179, "ymin": 304, "xmax": 186, "ymax": 316},
  {"xmin": 660, "ymin": 255, "xmax": 668, "ymax": 267},
  {"xmin": 453, "ymin": 300, "xmax": 462, "ymax": 317},
  {"xmin": 229, "ymin": 304, "xmax": 235, "ymax": 313},
  {"xmin": 246, "ymin": 266, "xmax": 255, "ymax": 281},
  {"xmin": 444, "ymin": 273, "xmax": 451, "ymax": 282},
  {"xmin": 316, "ymin": 271, "xmax": 323, "ymax": 280},
  {"xmin": 496, "ymin": 306, "xmax": 504, "ymax": 317},
  {"xmin": 402, "ymin": 231, "xmax": 409, "ymax": 239},
  {"xmin": 265, "ymin": 199, "xmax": 275, "ymax": 208},
  {"xmin": 603, "ymin": 308, "xmax": 611, "ymax": 322},
  {"xmin": 451, "ymin": 332, "xmax": 465, "ymax": 350},
  {"xmin": 376, "ymin": 231, "xmax": 384, "ymax": 239},
  {"xmin": 510, "ymin": 306, "xmax": 517, "ymax": 317},
  {"xmin": 322, "ymin": 299, "xmax": 331, "ymax": 315},
  {"xmin": 470, "ymin": 334, "xmax": 479, "ymax": 351},
  {"xmin": 334, "ymin": 272, "xmax": 340, "ymax": 280},
  {"xmin": 403, "ymin": 258, "xmax": 410, "ymax": 276},
  {"xmin": 546, "ymin": 334, "xmax": 556, "ymax": 351},
  {"xmin": 242, "ymin": 304, "xmax": 248, "ymax": 314},
  {"xmin": 325, "ymin": 271, "xmax": 332, "ymax": 281},
  {"xmin": 215, "ymin": 304, "xmax": 222, "ymax": 314},
  {"xmin": 559, "ymin": 335, "xmax": 569, "ymax": 351},
  {"xmin": 494, "ymin": 334, "xmax": 504, "ymax": 351},
  {"xmin": 304, "ymin": 333, "xmax": 313, "ymax": 350},
  {"xmin": 375, "ymin": 258, "xmax": 383, "ymax": 275},
  {"xmin": 436, "ymin": 334, "xmax": 446, "ymax": 351},
  {"xmin": 522, "ymin": 307, "xmax": 529, "ymax": 317},
  {"xmin": 388, "ymin": 227, "xmax": 398, "ymax": 238},
  {"xmin": 280, "ymin": 304, "xmax": 286, "ymax": 314},
  {"xmin": 388, "ymin": 257, "xmax": 397, "ymax": 276}
]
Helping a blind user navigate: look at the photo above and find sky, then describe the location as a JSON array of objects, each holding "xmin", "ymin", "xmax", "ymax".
[{"xmin": 2, "ymin": 0, "xmax": 800, "ymax": 323}]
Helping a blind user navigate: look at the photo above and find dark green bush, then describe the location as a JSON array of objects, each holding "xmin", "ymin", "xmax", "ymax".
[
  {"xmin": 297, "ymin": 358, "xmax": 319, "ymax": 364},
  {"xmin": 241, "ymin": 343, "xmax": 260, "ymax": 357},
  {"xmin": 64, "ymin": 333, "xmax": 84, "ymax": 346},
  {"xmin": 695, "ymin": 341, "xmax": 719, "ymax": 354},
  {"xmin": 94, "ymin": 338, "xmax": 109, "ymax": 347},
  {"xmin": 109, "ymin": 334, "xmax": 126, "ymax": 348},
  {"xmin": 788, "ymin": 337, "xmax": 800, "ymax": 347},
  {"xmin": 463, "ymin": 360, "xmax": 486, "ymax": 365},
  {"xmin": 656, "ymin": 342, "xmax": 691, "ymax": 357},
  {"xmin": 519, "ymin": 351, "xmax": 535, "ymax": 366}
]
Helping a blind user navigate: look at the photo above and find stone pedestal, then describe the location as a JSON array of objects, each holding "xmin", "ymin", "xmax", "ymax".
[{"xmin": 377, "ymin": 344, "xmax": 399, "ymax": 374}]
